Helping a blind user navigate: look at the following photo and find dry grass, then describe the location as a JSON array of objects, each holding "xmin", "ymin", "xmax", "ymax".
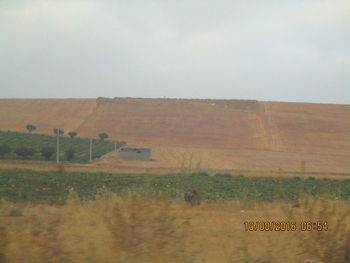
[
  {"xmin": 1, "ymin": 159, "xmax": 350, "ymax": 181},
  {"xmin": 95, "ymin": 146, "xmax": 350, "ymax": 175},
  {"xmin": 0, "ymin": 194, "xmax": 350, "ymax": 263}
]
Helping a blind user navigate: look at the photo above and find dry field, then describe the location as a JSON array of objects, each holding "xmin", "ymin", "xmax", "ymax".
[
  {"xmin": 0, "ymin": 97, "xmax": 349, "ymax": 175},
  {"xmin": 1, "ymin": 156, "xmax": 349, "ymax": 180},
  {"xmin": 0, "ymin": 99, "xmax": 96, "ymax": 135},
  {"xmin": 95, "ymin": 146, "xmax": 350, "ymax": 175},
  {"xmin": 1, "ymin": 194, "xmax": 350, "ymax": 263}
]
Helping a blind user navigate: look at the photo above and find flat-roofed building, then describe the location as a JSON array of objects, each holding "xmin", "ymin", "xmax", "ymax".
[{"xmin": 119, "ymin": 147, "xmax": 151, "ymax": 161}]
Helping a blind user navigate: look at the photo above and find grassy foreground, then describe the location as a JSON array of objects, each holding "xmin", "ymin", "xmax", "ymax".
[
  {"xmin": 0, "ymin": 194, "xmax": 350, "ymax": 263},
  {"xmin": 1, "ymin": 170, "xmax": 350, "ymax": 262}
]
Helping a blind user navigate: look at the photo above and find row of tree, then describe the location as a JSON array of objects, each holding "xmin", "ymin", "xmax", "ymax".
[
  {"xmin": 26, "ymin": 124, "xmax": 109, "ymax": 141},
  {"xmin": 0, "ymin": 144, "xmax": 74, "ymax": 161}
]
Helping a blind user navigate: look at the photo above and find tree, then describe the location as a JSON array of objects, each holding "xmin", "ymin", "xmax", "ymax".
[
  {"xmin": 53, "ymin": 128, "xmax": 64, "ymax": 135},
  {"xmin": 65, "ymin": 148, "xmax": 74, "ymax": 161},
  {"xmin": 68, "ymin": 131, "xmax": 77, "ymax": 138},
  {"xmin": 41, "ymin": 146, "xmax": 55, "ymax": 160},
  {"xmin": 26, "ymin": 124, "xmax": 36, "ymax": 133},
  {"xmin": 0, "ymin": 144, "xmax": 11, "ymax": 158},
  {"xmin": 14, "ymin": 147, "xmax": 36, "ymax": 159},
  {"xmin": 98, "ymin": 133, "xmax": 108, "ymax": 141}
]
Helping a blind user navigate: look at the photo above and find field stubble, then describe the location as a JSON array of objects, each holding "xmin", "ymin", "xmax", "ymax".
[{"xmin": 0, "ymin": 192, "xmax": 350, "ymax": 263}]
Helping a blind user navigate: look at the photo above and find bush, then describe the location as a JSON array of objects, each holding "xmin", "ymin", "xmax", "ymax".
[
  {"xmin": 41, "ymin": 146, "xmax": 55, "ymax": 160},
  {"xmin": 0, "ymin": 144, "xmax": 11, "ymax": 158},
  {"xmin": 68, "ymin": 131, "xmax": 77, "ymax": 138},
  {"xmin": 65, "ymin": 148, "xmax": 74, "ymax": 161},
  {"xmin": 92, "ymin": 153, "xmax": 102, "ymax": 159},
  {"xmin": 0, "ymin": 224, "xmax": 7, "ymax": 262},
  {"xmin": 53, "ymin": 129, "xmax": 64, "ymax": 135},
  {"xmin": 99, "ymin": 133, "xmax": 108, "ymax": 141},
  {"xmin": 14, "ymin": 147, "xmax": 36, "ymax": 159},
  {"xmin": 26, "ymin": 124, "xmax": 36, "ymax": 133},
  {"xmin": 214, "ymin": 173, "xmax": 232, "ymax": 178},
  {"xmin": 195, "ymin": 172, "xmax": 210, "ymax": 177}
]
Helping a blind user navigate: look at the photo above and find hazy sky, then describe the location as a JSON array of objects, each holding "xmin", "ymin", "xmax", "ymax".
[{"xmin": 1, "ymin": 0, "xmax": 349, "ymax": 103}]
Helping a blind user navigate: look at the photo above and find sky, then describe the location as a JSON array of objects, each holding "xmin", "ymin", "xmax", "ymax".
[{"xmin": 0, "ymin": 0, "xmax": 349, "ymax": 104}]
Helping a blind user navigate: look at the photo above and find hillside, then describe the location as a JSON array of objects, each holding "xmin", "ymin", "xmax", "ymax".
[
  {"xmin": 0, "ymin": 97, "xmax": 349, "ymax": 173},
  {"xmin": 0, "ymin": 98, "xmax": 96, "ymax": 134}
]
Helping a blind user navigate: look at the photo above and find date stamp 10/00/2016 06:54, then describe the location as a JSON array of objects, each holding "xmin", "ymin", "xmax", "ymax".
[{"xmin": 244, "ymin": 221, "xmax": 329, "ymax": 232}]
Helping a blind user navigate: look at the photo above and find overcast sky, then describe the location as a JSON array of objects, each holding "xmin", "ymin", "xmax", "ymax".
[{"xmin": 0, "ymin": 0, "xmax": 349, "ymax": 103}]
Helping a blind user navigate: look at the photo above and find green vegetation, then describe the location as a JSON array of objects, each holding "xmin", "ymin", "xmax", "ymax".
[
  {"xmin": 53, "ymin": 128, "xmax": 64, "ymax": 135},
  {"xmin": 41, "ymin": 146, "xmax": 55, "ymax": 160},
  {"xmin": 26, "ymin": 124, "xmax": 36, "ymax": 133},
  {"xmin": 99, "ymin": 132, "xmax": 108, "ymax": 141},
  {"xmin": 0, "ymin": 170, "xmax": 349, "ymax": 204},
  {"xmin": 68, "ymin": 131, "xmax": 77, "ymax": 138},
  {"xmin": 0, "ymin": 144, "xmax": 11, "ymax": 158},
  {"xmin": 14, "ymin": 147, "xmax": 36, "ymax": 159},
  {"xmin": 65, "ymin": 148, "xmax": 74, "ymax": 161},
  {"xmin": 0, "ymin": 130, "xmax": 124, "ymax": 163}
]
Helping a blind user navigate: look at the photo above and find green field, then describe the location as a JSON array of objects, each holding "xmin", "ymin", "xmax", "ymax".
[
  {"xmin": 0, "ymin": 130, "xmax": 125, "ymax": 163},
  {"xmin": 0, "ymin": 170, "xmax": 349, "ymax": 203}
]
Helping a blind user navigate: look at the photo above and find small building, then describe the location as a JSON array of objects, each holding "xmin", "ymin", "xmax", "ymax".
[{"xmin": 119, "ymin": 147, "xmax": 151, "ymax": 161}]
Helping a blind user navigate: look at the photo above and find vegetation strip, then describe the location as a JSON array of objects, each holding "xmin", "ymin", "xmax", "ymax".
[
  {"xmin": 0, "ymin": 130, "xmax": 124, "ymax": 163},
  {"xmin": 0, "ymin": 170, "xmax": 350, "ymax": 203}
]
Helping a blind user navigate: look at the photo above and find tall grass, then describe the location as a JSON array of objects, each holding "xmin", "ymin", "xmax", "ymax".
[
  {"xmin": 0, "ymin": 192, "xmax": 350, "ymax": 263},
  {"xmin": 295, "ymin": 197, "xmax": 350, "ymax": 263},
  {"xmin": 0, "ymin": 222, "xmax": 6, "ymax": 263},
  {"xmin": 0, "ymin": 192, "xmax": 192, "ymax": 263}
]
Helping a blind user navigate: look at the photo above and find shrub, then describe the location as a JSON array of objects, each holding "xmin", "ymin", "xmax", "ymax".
[
  {"xmin": 26, "ymin": 124, "xmax": 36, "ymax": 133},
  {"xmin": 14, "ymin": 147, "xmax": 36, "ymax": 159},
  {"xmin": 68, "ymin": 131, "xmax": 77, "ymax": 138},
  {"xmin": 0, "ymin": 144, "xmax": 11, "ymax": 158},
  {"xmin": 214, "ymin": 173, "xmax": 232, "ymax": 178},
  {"xmin": 196, "ymin": 172, "xmax": 210, "ymax": 177},
  {"xmin": 92, "ymin": 153, "xmax": 102, "ymax": 159},
  {"xmin": 98, "ymin": 133, "xmax": 108, "ymax": 141},
  {"xmin": 0, "ymin": 224, "xmax": 7, "ymax": 263},
  {"xmin": 53, "ymin": 129, "xmax": 64, "ymax": 135},
  {"xmin": 65, "ymin": 148, "xmax": 74, "ymax": 161},
  {"xmin": 41, "ymin": 146, "xmax": 55, "ymax": 160}
]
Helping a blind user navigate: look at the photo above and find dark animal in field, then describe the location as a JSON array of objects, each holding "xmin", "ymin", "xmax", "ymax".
[{"xmin": 184, "ymin": 189, "xmax": 201, "ymax": 206}]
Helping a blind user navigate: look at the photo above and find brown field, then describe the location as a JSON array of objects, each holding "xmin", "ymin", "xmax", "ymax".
[
  {"xmin": 1, "ymin": 194, "xmax": 350, "ymax": 263},
  {"xmin": 0, "ymin": 97, "xmax": 349, "ymax": 174}
]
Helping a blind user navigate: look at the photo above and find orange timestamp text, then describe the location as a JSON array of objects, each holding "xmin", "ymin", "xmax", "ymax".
[{"xmin": 244, "ymin": 221, "xmax": 328, "ymax": 231}]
